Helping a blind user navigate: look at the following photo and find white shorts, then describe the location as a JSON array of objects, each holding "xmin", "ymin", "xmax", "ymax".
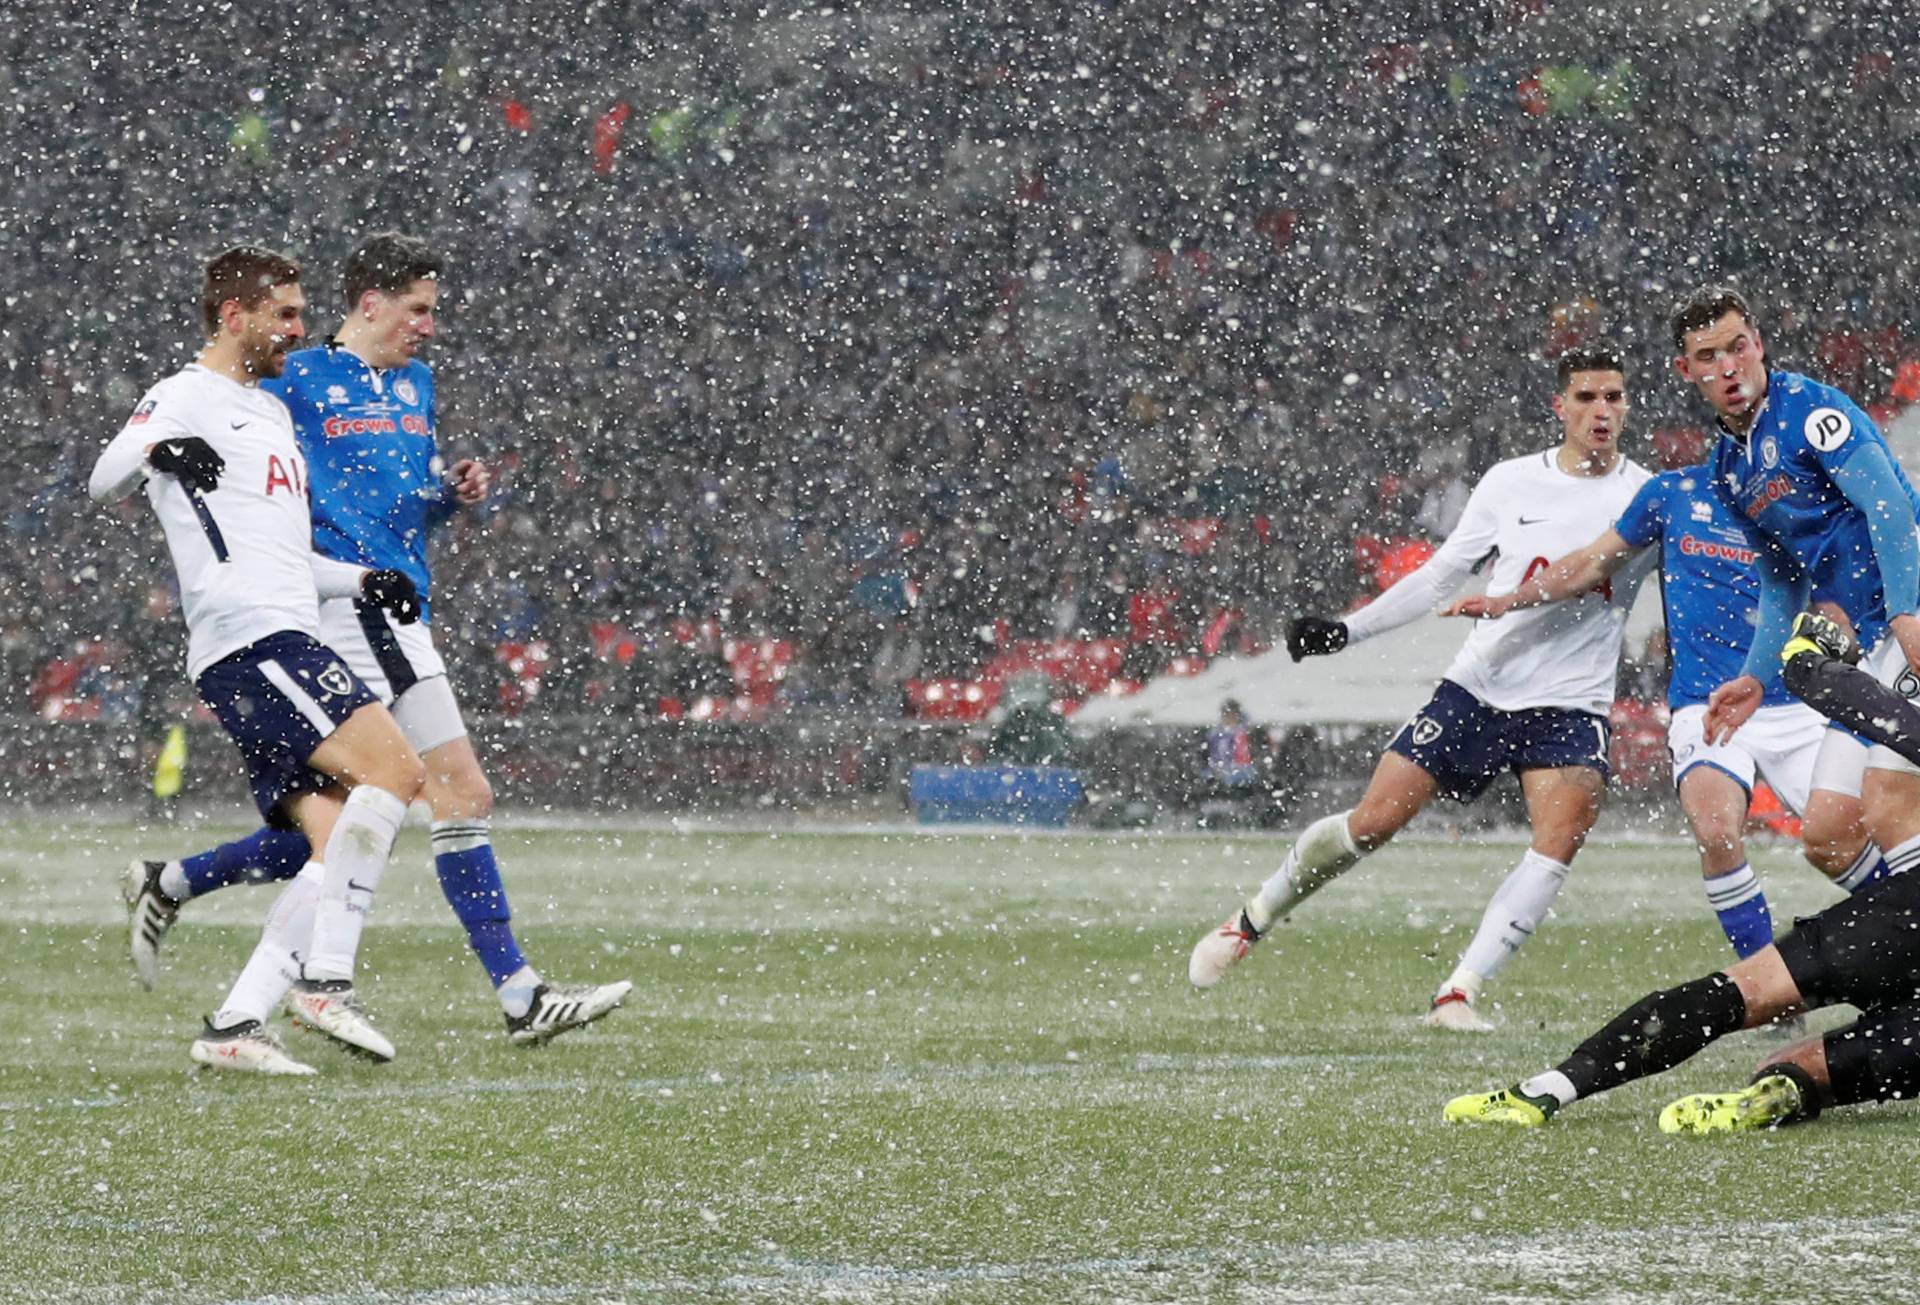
[
  {"xmin": 1858, "ymin": 635, "xmax": 1920, "ymax": 779},
  {"xmin": 1667, "ymin": 701, "xmax": 1834, "ymax": 815},
  {"xmin": 316, "ymin": 596, "xmax": 467, "ymax": 755}
]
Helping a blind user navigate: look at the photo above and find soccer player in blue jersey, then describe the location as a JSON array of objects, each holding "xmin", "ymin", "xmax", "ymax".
[
  {"xmin": 122, "ymin": 234, "xmax": 630, "ymax": 1044},
  {"xmin": 1445, "ymin": 465, "xmax": 1884, "ymax": 964},
  {"xmin": 1441, "ymin": 285, "xmax": 1920, "ymax": 1131},
  {"xmin": 1685, "ymin": 285, "xmax": 1920, "ymax": 876}
]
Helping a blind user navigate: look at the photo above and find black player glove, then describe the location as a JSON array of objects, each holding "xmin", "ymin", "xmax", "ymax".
[
  {"xmin": 362, "ymin": 569, "xmax": 421, "ymax": 624},
  {"xmin": 1286, "ymin": 615, "xmax": 1349, "ymax": 662},
  {"xmin": 147, "ymin": 437, "xmax": 224, "ymax": 493}
]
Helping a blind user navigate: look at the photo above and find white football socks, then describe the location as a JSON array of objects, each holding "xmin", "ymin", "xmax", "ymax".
[
  {"xmin": 1246, "ymin": 810, "xmax": 1364, "ymax": 933},
  {"xmin": 157, "ymin": 859, "xmax": 192, "ymax": 902},
  {"xmin": 1518, "ymin": 1069, "xmax": 1578, "ymax": 1107},
  {"xmin": 212, "ymin": 861, "xmax": 323, "ymax": 1028},
  {"xmin": 498, "ymin": 964, "xmax": 541, "ymax": 1019},
  {"xmin": 1882, "ymin": 832, "xmax": 1920, "ymax": 879},
  {"xmin": 303, "ymin": 785, "xmax": 409, "ymax": 983},
  {"xmin": 1441, "ymin": 848, "xmax": 1571, "ymax": 1000}
]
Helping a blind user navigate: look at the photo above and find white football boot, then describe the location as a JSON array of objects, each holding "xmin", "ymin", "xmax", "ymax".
[
  {"xmin": 1188, "ymin": 910, "xmax": 1262, "ymax": 989},
  {"xmin": 506, "ymin": 980, "xmax": 633, "ymax": 1045},
  {"xmin": 285, "ymin": 979, "xmax": 396, "ymax": 1062},
  {"xmin": 122, "ymin": 859, "xmax": 180, "ymax": 990},
  {"xmin": 1422, "ymin": 988, "xmax": 1496, "ymax": 1032},
  {"xmin": 189, "ymin": 1019, "xmax": 317, "ymax": 1076}
]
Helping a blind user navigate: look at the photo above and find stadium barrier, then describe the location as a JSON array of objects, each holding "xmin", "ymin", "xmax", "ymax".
[
  {"xmin": 0, "ymin": 715, "xmax": 1670, "ymax": 831},
  {"xmin": 0, "ymin": 715, "xmax": 1443, "ymax": 821}
]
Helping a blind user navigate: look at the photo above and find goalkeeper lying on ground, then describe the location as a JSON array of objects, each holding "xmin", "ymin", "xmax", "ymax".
[{"xmin": 1446, "ymin": 613, "xmax": 1920, "ymax": 1134}]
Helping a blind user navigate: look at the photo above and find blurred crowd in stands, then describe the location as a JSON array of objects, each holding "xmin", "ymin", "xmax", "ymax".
[{"xmin": 4, "ymin": 0, "xmax": 1919, "ymax": 729}]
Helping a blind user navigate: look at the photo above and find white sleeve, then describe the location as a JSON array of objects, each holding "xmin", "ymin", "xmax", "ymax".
[
  {"xmin": 310, "ymin": 553, "xmax": 369, "ymax": 600},
  {"xmin": 91, "ymin": 392, "xmax": 194, "ymax": 502},
  {"xmin": 1343, "ymin": 471, "xmax": 1504, "ymax": 644},
  {"xmin": 89, "ymin": 422, "xmax": 164, "ymax": 502}
]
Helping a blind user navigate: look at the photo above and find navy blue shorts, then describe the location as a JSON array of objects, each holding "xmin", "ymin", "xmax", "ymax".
[
  {"xmin": 1387, "ymin": 679, "xmax": 1611, "ymax": 802},
  {"xmin": 196, "ymin": 630, "xmax": 378, "ymax": 827}
]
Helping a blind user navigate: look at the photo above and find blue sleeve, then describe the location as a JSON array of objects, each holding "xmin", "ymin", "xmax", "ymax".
[
  {"xmin": 1828, "ymin": 440, "xmax": 1920, "ymax": 621},
  {"xmin": 422, "ymin": 370, "xmax": 459, "ymax": 530},
  {"xmin": 1740, "ymin": 535, "xmax": 1809, "ymax": 687},
  {"xmin": 1611, "ymin": 474, "xmax": 1668, "ymax": 549}
]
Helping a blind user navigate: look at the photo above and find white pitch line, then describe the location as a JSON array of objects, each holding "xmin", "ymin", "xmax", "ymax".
[{"xmin": 0, "ymin": 1050, "xmax": 1417, "ymax": 1115}]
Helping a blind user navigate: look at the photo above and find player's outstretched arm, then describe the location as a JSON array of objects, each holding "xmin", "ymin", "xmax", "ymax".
[
  {"xmin": 1441, "ymin": 529, "xmax": 1637, "ymax": 620},
  {"xmin": 1334, "ymin": 470, "xmax": 1506, "ymax": 651}
]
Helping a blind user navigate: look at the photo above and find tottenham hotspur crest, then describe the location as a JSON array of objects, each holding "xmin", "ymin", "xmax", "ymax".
[
  {"xmin": 317, "ymin": 663, "xmax": 354, "ymax": 698},
  {"xmin": 1411, "ymin": 715, "xmax": 1444, "ymax": 746}
]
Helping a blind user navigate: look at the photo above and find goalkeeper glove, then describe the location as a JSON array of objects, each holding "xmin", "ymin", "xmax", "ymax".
[
  {"xmin": 1287, "ymin": 615, "xmax": 1348, "ymax": 662},
  {"xmin": 148, "ymin": 437, "xmax": 224, "ymax": 493},
  {"xmin": 362, "ymin": 569, "xmax": 421, "ymax": 624}
]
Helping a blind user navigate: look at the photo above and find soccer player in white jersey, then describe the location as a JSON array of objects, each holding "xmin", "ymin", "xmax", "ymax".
[
  {"xmin": 121, "ymin": 234, "xmax": 630, "ymax": 1044},
  {"xmin": 90, "ymin": 246, "xmax": 427, "ymax": 1075},
  {"xmin": 1188, "ymin": 345, "xmax": 1652, "ymax": 1029}
]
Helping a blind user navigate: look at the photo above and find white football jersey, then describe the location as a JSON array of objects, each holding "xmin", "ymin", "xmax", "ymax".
[
  {"xmin": 89, "ymin": 363, "xmax": 366, "ymax": 679},
  {"xmin": 1346, "ymin": 448, "xmax": 1652, "ymax": 714}
]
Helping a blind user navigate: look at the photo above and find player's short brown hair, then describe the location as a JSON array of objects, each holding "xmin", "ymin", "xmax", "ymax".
[
  {"xmin": 1556, "ymin": 341, "xmax": 1627, "ymax": 390},
  {"xmin": 202, "ymin": 245, "xmax": 301, "ymax": 336},
  {"xmin": 1671, "ymin": 284, "xmax": 1755, "ymax": 352},
  {"xmin": 344, "ymin": 232, "xmax": 442, "ymax": 304}
]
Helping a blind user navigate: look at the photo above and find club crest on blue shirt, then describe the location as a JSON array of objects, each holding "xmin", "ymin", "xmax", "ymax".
[
  {"xmin": 394, "ymin": 377, "xmax": 419, "ymax": 406},
  {"xmin": 1760, "ymin": 436, "xmax": 1779, "ymax": 468}
]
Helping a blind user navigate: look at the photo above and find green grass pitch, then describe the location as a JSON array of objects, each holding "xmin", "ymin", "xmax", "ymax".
[{"xmin": 3, "ymin": 812, "xmax": 1918, "ymax": 1303}]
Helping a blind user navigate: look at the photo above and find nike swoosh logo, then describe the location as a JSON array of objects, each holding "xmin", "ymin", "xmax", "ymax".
[
  {"xmin": 230, "ymin": 421, "xmax": 250, "ymax": 429},
  {"xmin": 1518, "ymin": 516, "xmax": 1547, "ymax": 525},
  {"xmin": 347, "ymin": 879, "xmax": 373, "ymax": 894}
]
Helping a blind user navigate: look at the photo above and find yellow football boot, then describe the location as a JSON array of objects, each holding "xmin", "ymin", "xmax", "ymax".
[
  {"xmin": 1443, "ymin": 1087, "xmax": 1554, "ymax": 1128},
  {"xmin": 1658, "ymin": 1073, "xmax": 1804, "ymax": 1136}
]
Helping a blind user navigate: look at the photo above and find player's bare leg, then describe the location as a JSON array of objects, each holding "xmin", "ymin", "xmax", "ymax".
[
  {"xmin": 1427, "ymin": 764, "xmax": 1601, "ymax": 1030},
  {"xmin": 1800, "ymin": 783, "xmax": 1881, "ymax": 886},
  {"xmin": 419, "ymin": 730, "xmax": 631, "ymax": 1043},
  {"xmin": 1675, "ymin": 766, "xmax": 1780, "ymax": 961},
  {"xmin": 1189, "ymin": 753, "xmax": 1436, "ymax": 988},
  {"xmin": 1861, "ymin": 767, "xmax": 1920, "ymax": 881}
]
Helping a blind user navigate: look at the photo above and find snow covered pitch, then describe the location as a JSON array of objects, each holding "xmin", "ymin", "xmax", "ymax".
[{"xmin": 5, "ymin": 814, "xmax": 1917, "ymax": 1303}]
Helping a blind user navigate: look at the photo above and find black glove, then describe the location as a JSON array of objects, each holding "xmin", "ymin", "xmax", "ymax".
[
  {"xmin": 1286, "ymin": 615, "xmax": 1348, "ymax": 662},
  {"xmin": 147, "ymin": 437, "xmax": 224, "ymax": 493},
  {"xmin": 362, "ymin": 569, "xmax": 421, "ymax": 624}
]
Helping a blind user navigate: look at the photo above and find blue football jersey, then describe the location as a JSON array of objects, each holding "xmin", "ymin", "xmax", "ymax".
[
  {"xmin": 262, "ymin": 343, "xmax": 453, "ymax": 622},
  {"xmin": 1708, "ymin": 370, "xmax": 1920, "ymax": 654},
  {"xmin": 1614, "ymin": 467, "xmax": 1793, "ymax": 709}
]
